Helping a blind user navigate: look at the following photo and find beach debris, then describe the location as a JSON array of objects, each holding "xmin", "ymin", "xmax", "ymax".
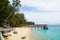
[
  {"xmin": 21, "ymin": 36, "xmax": 26, "ymax": 39},
  {"xmin": 13, "ymin": 31, "xmax": 17, "ymax": 34},
  {"xmin": 8, "ymin": 34, "xmax": 11, "ymax": 36},
  {"xmin": 1, "ymin": 30, "xmax": 11, "ymax": 37}
]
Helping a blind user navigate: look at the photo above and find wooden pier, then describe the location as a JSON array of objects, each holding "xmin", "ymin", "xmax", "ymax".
[{"xmin": 32, "ymin": 24, "xmax": 48, "ymax": 30}]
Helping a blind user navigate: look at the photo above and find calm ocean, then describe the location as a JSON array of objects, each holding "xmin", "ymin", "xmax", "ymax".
[{"xmin": 30, "ymin": 25, "xmax": 60, "ymax": 40}]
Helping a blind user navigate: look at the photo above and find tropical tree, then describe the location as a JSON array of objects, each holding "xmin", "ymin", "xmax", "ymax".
[
  {"xmin": 15, "ymin": 13, "xmax": 26, "ymax": 23},
  {"xmin": 25, "ymin": 22, "xmax": 35, "ymax": 25},
  {"xmin": 0, "ymin": 0, "xmax": 10, "ymax": 26},
  {"xmin": 7, "ymin": 13, "xmax": 26, "ymax": 27},
  {"xmin": 0, "ymin": 0, "xmax": 16, "ymax": 26},
  {"xmin": 12, "ymin": 0, "xmax": 21, "ymax": 12},
  {"xmin": 0, "ymin": 0, "xmax": 35, "ymax": 27}
]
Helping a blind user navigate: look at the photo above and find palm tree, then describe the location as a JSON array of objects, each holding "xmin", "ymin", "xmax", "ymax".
[{"xmin": 12, "ymin": 0, "xmax": 21, "ymax": 12}]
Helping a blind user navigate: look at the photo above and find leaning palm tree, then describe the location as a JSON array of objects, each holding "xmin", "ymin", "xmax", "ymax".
[
  {"xmin": 5, "ymin": 0, "xmax": 21, "ymax": 27},
  {"xmin": 6, "ymin": 0, "xmax": 21, "ymax": 23},
  {"xmin": 6, "ymin": 0, "xmax": 21, "ymax": 20}
]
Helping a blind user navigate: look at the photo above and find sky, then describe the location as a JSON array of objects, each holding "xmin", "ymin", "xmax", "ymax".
[{"xmin": 9, "ymin": 0, "xmax": 60, "ymax": 25}]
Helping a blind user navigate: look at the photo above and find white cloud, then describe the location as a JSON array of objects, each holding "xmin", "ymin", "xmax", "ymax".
[
  {"xmin": 23, "ymin": 11, "xmax": 60, "ymax": 24},
  {"xmin": 20, "ymin": 0, "xmax": 60, "ymax": 24},
  {"xmin": 21, "ymin": 0, "xmax": 60, "ymax": 11}
]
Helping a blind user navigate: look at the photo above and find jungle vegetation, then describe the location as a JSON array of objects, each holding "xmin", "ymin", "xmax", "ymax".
[{"xmin": 0, "ymin": 0, "xmax": 34, "ymax": 27}]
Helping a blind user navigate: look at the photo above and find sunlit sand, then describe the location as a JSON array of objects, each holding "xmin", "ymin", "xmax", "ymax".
[{"xmin": 5, "ymin": 27, "xmax": 32, "ymax": 40}]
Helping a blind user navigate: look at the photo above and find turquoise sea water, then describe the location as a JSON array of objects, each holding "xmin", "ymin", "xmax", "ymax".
[{"xmin": 30, "ymin": 25, "xmax": 60, "ymax": 40}]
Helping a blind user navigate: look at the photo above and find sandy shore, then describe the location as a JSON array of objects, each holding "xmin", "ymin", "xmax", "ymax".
[{"xmin": 5, "ymin": 27, "xmax": 32, "ymax": 40}]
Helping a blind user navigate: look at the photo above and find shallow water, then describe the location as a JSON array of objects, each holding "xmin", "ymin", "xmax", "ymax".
[{"xmin": 30, "ymin": 25, "xmax": 60, "ymax": 40}]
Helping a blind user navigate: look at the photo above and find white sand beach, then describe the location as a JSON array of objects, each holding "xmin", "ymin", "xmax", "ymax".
[{"xmin": 5, "ymin": 27, "xmax": 32, "ymax": 40}]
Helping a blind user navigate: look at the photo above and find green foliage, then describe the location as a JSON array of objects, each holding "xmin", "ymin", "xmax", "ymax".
[
  {"xmin": 7, "ymin": 13, "xmax": 26, "ymax": 27},
  {"xmin": 0, "ymin": 0, "xmax": 20, "ymax": 26},
  {"xmin": 0, "ymin": 0, "xmax": 35, "ymax": 27},
  {"xmin": 25, "ymin": 22, "xmax": 35, "ymax": 25},
  {"xmin": 12, "ymin": 0, "xmax": 21, "ymax": 12},
  {"xmin": 0, "ymin": 0, "xmax": 10, "ymax": 26},
  {"xmin": 15, "ymin": 13, "xmax": 26, "ymax": 26}
]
